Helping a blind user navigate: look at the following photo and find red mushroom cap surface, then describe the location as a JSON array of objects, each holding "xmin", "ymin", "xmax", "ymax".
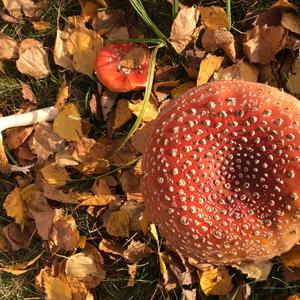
[
  {"xmin": 141, "ymin": 80, "xmax": 300, "ymax": 264},
  {"xmin": 95, "ymin": 42, "xmax": 150, "ymax": 92}
]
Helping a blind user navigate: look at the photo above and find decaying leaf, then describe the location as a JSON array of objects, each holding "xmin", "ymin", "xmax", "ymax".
[
  {"xmin": 199, "ymin": 266, "xmax": 232, "ymax": 296},
  {"xmin": 3, "ymin": 187, "xmax": 26, "ymax": 230},
  {"xmin": 287, "ymin": 54, "xmax": 300, "ymax": 94},
  {"xmin": 0, "ymin": 33, "xmax": 19, "ymax": 60},
  {"xmin": 123, "ymin": 240, "xmax": 151, "ymax": 263},
  {"xmin": 105, "ymin": 210, "xmax": 130, "ymax": 237},
  {"xmin": 243, "ymin": 25, "xmax": 288, "ymax": 64},
  {"xmin": 201, "ymin": 29, "xmax": 236, "ymax": 60},
  {"xmin": 213, "ymin": 61, "xmax": 259, "ymax": 82},
  {"xmin": 170, "ymin": 6, "xmax": 201, "ymax": 53},
  {"xmin": 16, "ymin": 38, "xmax": 50, "ymax": 78},
  {"xmin": 53, "ymin": 103, "xmax": 83, "ymax": 142},
  {"xmin": 65, "ymin": 245, "xmax": 106, "ymax": 288},
  {"xmin": 282, "ymin": 13, "xmax": 300, "ymax": 35},
  {"xmin": 235, "ymin": 261, "xmax": 273, "ymax": 281},
  {"xmin": 41, "ymin": 163, "xmax": 70, "ymax": 187},
  {"xmin": 200, "ymin": 6, "xmax": 228, "ymax": 30},
  {"xmin": 197, "ymin": 55, "xmax": 224, "ymax": 86}
]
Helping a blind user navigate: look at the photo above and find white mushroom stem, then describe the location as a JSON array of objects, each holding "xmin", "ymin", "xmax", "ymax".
[{"xmin": 0, "ymin": 106, "xmax": 59, "ymax": 173}]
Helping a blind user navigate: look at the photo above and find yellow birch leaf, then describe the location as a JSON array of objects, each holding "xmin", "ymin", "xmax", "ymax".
[
  {"xmin": 199, "ymin": 266, "xmax": 232, "ymax": 296},
  {"xmin": 41, "ymin": 164, "xmax": 70, "ymax": 187},
  {"xmin": 171, "ymin": 81, "xmax": 195, "ymax": 98},
  {"xmin": 55, "ymin": 80, "xmax": 69, "ymax": 109},
  {"xmin": 197, "ymin": 55, "xmax": 224, "ymax": 85},
  {"xmin": 53, "ymin": 103, "xmax": 83, "ymax": 142},
  {"xmin": 200, "ymin": 6, "xmax": 228, "ymax": 30},
  {"xmin": 150, "ymin": 223, "xmax": 159, "ymax": 244},
  {"xmin": 31, "ymin": 21, "xmax": 51, "ymax": 31},
  {"xmin": 77, "ymin": 236, "xmax": 87, "ymax": 249},
  {"xmin": 158, "ymin": 252, "xmax": 168, "ymax": 274},
  {"xmin": 128, "ymin": 99, "xmax": 158, "ymax": 122},
  {"xmin": 3, "ymin": 187, "xmax": 25, "ymax": 230},
  {"xmin": 105, "ymin": 211, "xmax": 130, "ymax": 237},
  {"xmin": 44, "ymin": 275, "xmax": 72, "ymax": 300}
]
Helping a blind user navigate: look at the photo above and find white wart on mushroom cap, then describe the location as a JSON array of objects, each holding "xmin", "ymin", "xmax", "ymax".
[{"xmin": 141, "ymin": 80, "xmax": 300, "ymax": 264}]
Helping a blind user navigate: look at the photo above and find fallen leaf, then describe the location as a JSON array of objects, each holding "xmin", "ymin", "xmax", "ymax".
[
  {"xmin": 235, "ymin": 261, "xmax": 273, "ymax": 281},
  {"xmin": 243, "ymin": 25, "xmax": 288, "ymax": 64},
  {"xmin": 201, "ymin": 29, "xmax": 236, "ymax": 60},
  {"xmin": 2, "ymin": 0, "xmax": 46, "ymax": 19},
  {"xmin": 124, "ymin": 240, "xmax": 152, "ymax": 263},
  {"xmin": 31, "ymin": 122, "xmax": 65, "ymax": 162},
  {"xmin": 113, "ymin": 99, "xmax": 133, "ymax": 130},
  {"xmin": 43, "ymin": 275, "xmax": 72, "ymax": 300},
  {"xmin": 199, "ymin": 266, "xmax": 232, "ymax": 296},
  {"xmin": 53, "ymin": 103, "xmax": 83, "ymax": 142},
  {"xmin": 105, "ymin": 211, "xmax": 130, "ymax": 237},
  {"xmin": 55, "ymin": 80, "xmax": 69, "ymax": 109},
  {"xmin": 0, "ymin": 33, "xmax": 19, "ymax": 60},
  {"xmin": 73, "ymin": 48, "xmax": 97, "ymax": 75},
  {"xmin": 181, "ymin": 289, "xmax": 197, "ymax": 300},
  {"xmin": 3, "ymin": 188, "xmax": 25, "ymax": 230},
  {"xmin": 139, "ymin": 212, "xmax": 150, "ymax": 236},
  {"xmin": 0, "ymin": 227, "xmax": 10, "ymax": 250},
  {"xmin": 100, "ymin": 90, "xmax": 118, "ymax": 121},
  {"xmin": 287, "ymin": 54, "xmax": 300, "ymax": 94},
  {"xmin": 31, "ymin": 20, "xmax": 51, "ymax": 31},
  {"xmin": 16, "ymin": 38, "xmax": 50, "ymax": 78},
  {"xmin": 200, "ymin": 6, "xmax": 228, "ymax": 30},
  {"xmin": 119, "ymin": 47, "xmax": 147, "ymax": 69},
  {"xmin": 197, "ymin": 55, "xmax": 224, "ymax": 85},
  {"xmin": 120, "ymin": 200, "xmax": 145, "ymax": 231},
  {"xmin": 213, "ymin": 61, "xmax": 259, "ymax": 82},
  {"xmin": 282, "ymin": 12, "xmax": 300, "ymax": 36},
  {"xmin": 131, "ymin": 121, "xmax": 154, "ymax": 153},
  {"xmin": 271, "ymin": 0, "xmax": 299, "ymax": 11},
  {"xmin": 128, "ymin": 99, "xmax": 158, "ymax": 122},
  {"xmin": 281, "ymin": 245, "xmax": 300, "ymax": 267},
  {"xmin": 5, "ymin": 125, "xmax": 34, "ymax": 150},
  {"xmin": 19, "ymin": 81, "xmax": 36, "ymax": 102},
  {"xmin": 127, "ymin": 263, "xmax": 138, "ymax": 287},
  {"xmin": 41, "ymin": 163, "xmax": 70, "ymax": 187},
  {"xmin": 99, "ymin": 238, "xmax": 124, "ymax": 256},
  {"xmin": 258, "ymin": 64, "xmax": 279, "ymax": 87},
  {"xmin": 170, "ymin": 6, "xmax": 201, "ymax": 53},
  {"xmin": 81, "ymin": 1, "xmax": 100, "ymax": 20},
  {"xmin": 153, "ymin": 79, "xmax": 181, "ymax": 102},
  {"xmin": 170, "ymin": 81, "xmax": 195, "ymax": 98},
  {"xmin": 119, "ymin": 169, "xmax": 142, "ymax": 202},
  {"xmin": 54, "ymin": 29, "xmax": 73, "ymax": 69}
]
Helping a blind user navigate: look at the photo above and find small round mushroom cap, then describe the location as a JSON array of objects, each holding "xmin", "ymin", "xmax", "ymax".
[
  {"xmin": 95, "ymin": 42, "xmax": 150, "ymax": 92},
  {"xmin": 141, "ymin": 80, "xmax": 300, "ymax": 264}
]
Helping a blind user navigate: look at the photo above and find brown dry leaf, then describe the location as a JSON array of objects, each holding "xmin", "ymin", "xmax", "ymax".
[
  {"xmin": 50, "ymin": 211, "xmax": 80, "ymax": 252},
  {"xmin": 31, "ymin": 20, "xmax": 51, "ymax": 31},
  {"xmin": 0, "ymin": 60, "xmax": 5, "ymax": 74},
  {"xmin": 235, "ymin": 261, "xmax": 272, "ymax": 281},
  {"xmin": 281, "ymin": 245, "xmax": 300, "ymax": 267},
  {"xmin": 171, "ymin": 81, "xmax": 195, "ymax": 98},
  {"xmin": 243, "ymin": 25, "xmax": 288, "ymax": 64},
  {"xmin": 131, "ymin": 121, "xmax": 154, "ymax": 153},
  {"xmin": 181, "ymin": 289, "xmax": 197, "ymax": 300},
  {"xmin": 16, "ymin": 38, "xmax": 50, "ymax": 78},
  {"xmin": 282, "ymin": 13, "xmax": 300, "ymax": 35},
  {"xmin": 65, "ymin": 246, "xmax": 106, "ymax": 289},
  {"xmin": 0, "ymin": 251, "xmax": 43, "ymax": 275},
  {"xmin": 200, "ymin": 6, "xmax": 228, "ymax": 30},
  {"xmin": 113, "ymin": 99, "xmax": 133, "ymax": 130},
  {"xmin": 81, "ymin": 1, "xmax": 100, "ymax": 20},
  {"xmin": 197, "ymin": 55, "xmax": 224, "ymax": 86},
  {"xmin": 32, "ymin": 122, "xmax": 65, "ymax": 162},
  {"xmin": 124, "ymin": 240, "xmax": 151, "ymax": 263},
  {"xmin": 105, "ymin": 211, "xmax": 130, "ymax": 237},
  {"xmin": 201, "ymin": 29, "xmax": 236, "ymax": 61},
  {"xmin": 287, "ymin": 54, "xmax": 300, "ymax": 93},
  {"xmin": 119, "ymin": 47, "xmax": 147, "ymax": 69},
  {"xmin": 5, "ymin": 125, "xmax": 34, "ymax": 150},
  {"xmin": 54, "ymin": 29, "xmax": 73, "ymax": 69},
  {"xmin": 3, "ymin": 187, "xmax": 26, "ymax": 230},
  {"xmin": 128, "ymin": 99, "xmax": 158, "ymax": 122},
  {"xmin": 53, "ymin": 103, "xmax": 83, "ymax": 142},
  {"xmin": 139, "ymin": 212, "xmax": 150, "ymax": 236},
  {"xmin": 44, "ymin": 274, "xmax": 72, "ymax": 300},
  {"xmin": 91, "ymin": 178, "xmax": 111, "ymax": 196},
  {"xmin": 41, "ymin": 163, "xmax": 70, "ymax": 187},
  {"xmin": 2, "ymin": 0, "xmax": 46, "ymax": 19},
  {"xmin": 99, "ymin": 238, "xmax": 124, "ymax": 256},
  {"xmin": 153, "ymin": 79, "xmax": 181, "ymax": 102},
  {"xmin": 0, "ymin": 33, "xmax": 19, "ymax": 60},
  {"xmin": 287, "ymin": 296, "xmax": 300, "ymax": 300},
  {"xmin": 170, "ymin": 6, "xmax": 201, "ymax": 53},
  {"xmin": 100, "ymin": 90, "xmax": 118, "ymax": 121},
  {"xmin": 0, "ymin": 227, "xmax": 10, "ymax": 250},
  {"xmin": 271, "ymin": 0, "xmax": 299, "ymax": 11},
  {"xmin": 19, "ymin": 81, "xmax": 36, "ymax": 102},
  {"xmin": 76, "ymin": 193, "xmax": 118, "ymax": 206},
  {"xmin": 119, "ymin": 169, "xmax": 142, "ymax": 202},
  {"xmin": 55, "ymin": 80, "xmax": 69, "ymax": 109},
  {"xmin": 127, "ymin": 263, "xmax": 138, "ymax": 287},
  {"xmin": 120, "ymin": 200, "xmax": 144, "ymax": 231},
  {"xmin": 199, "ymin": 266, "xmax": 232, "ymax": 296},
  {"xmin": 213, "ymin": 61, "xmax": 259, "ymax": 82}
]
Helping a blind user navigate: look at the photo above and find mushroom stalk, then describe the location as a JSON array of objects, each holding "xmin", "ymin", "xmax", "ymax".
[{"xmin": 0, "ymin": 106, "xmax": 58, "ymax": 173}]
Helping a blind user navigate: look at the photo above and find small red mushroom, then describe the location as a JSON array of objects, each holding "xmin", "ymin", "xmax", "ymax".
[
  {"xmin": 95, "ymin": 42, "xmax": 151, "ymax": 92},
  {"xmin": 141, "ymin": 80, "xmax": 300, "ymax": 264}
]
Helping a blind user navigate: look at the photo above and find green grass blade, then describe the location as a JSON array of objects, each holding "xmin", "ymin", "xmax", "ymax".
[
  {"xmin": 172, "ymin": 0, "xmax": 179, "ymax": 20},
  {"xmin": 104, "ymin": 38, "xmax": 166, "ymax": 46},
  {"xmin": 226, "ymin": 0, "xmax": 232, "ymax": 29}
]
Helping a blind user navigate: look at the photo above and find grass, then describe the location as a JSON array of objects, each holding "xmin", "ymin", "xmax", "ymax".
[{"xmin": 1, "ymin": 0, "xmax": 300, "ymax": 299}]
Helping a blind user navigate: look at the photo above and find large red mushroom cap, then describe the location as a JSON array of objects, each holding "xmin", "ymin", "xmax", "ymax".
[
  {"xmin": 95, "ymin": 42, "xmax": 150, "ymax": 92},
  {"xmin": 141, "ymin": 80, "xmax": 300, "ymax": 264}
]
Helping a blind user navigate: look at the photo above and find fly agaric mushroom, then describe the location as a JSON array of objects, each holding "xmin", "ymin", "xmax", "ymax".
[
  {"xmin": 0, "ymin": 106, "xmax": 58, "ymax": 173},
  {"xmin": 95, "ymin": 42, "xmax": 150, "ymax": 92},
  {"xmin": 141, "ymin": 80, "xmax": 300, "ymax": 264}
]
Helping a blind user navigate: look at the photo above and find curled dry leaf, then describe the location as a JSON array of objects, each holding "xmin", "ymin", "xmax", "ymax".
[
  {"xmin": 201, "ymin": 29, "xmax": 236, "ymax": 61},
  {"xmin": 200, "ymin": 6, "xmax": 228, "ymax": 30},
  {"xmin": 65, "ymin": 245, "xmax": 106, "ymax": 289},
  {"xmin": 170, "ymin": 6, "xmax": 201, "ymax": 53},
  {"xmin": 197, "ymin": 55, "xmax": 224, "ymax": 86},
  {"xmin": 243, "ymin": 25, "xmax": 288, "ymax": 64},
  {"xmin": 41, "ymin": 163, "xmax": 70, "ymax": 187},
  {"xmin": 0, "ymin": 33, "xmax": 19, "ymax": 60},
  {"xmin": 213, "ymin": 61, "xmax": 259, "ymax": 82},
  {"xmin": 53, "ymin": 103, "xmax": 83, "ymax": 142},
  {"xmin": 287, "ymin": 54, "xmax": 300, "ymax": 94},
  {"xmin": 16, "ymin": 38, "xmax": 50, "ymax": 78},
  {"xmin": 281, "ymin": 13, "xmax": 300, "ymax": 35},
  {"xmin": 199, "ymin": 266, "xmax": 232, "ymax": 296},
  {"xmin": 235, "ymin": 261, "xmax": 273, "ymax": 281}
]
